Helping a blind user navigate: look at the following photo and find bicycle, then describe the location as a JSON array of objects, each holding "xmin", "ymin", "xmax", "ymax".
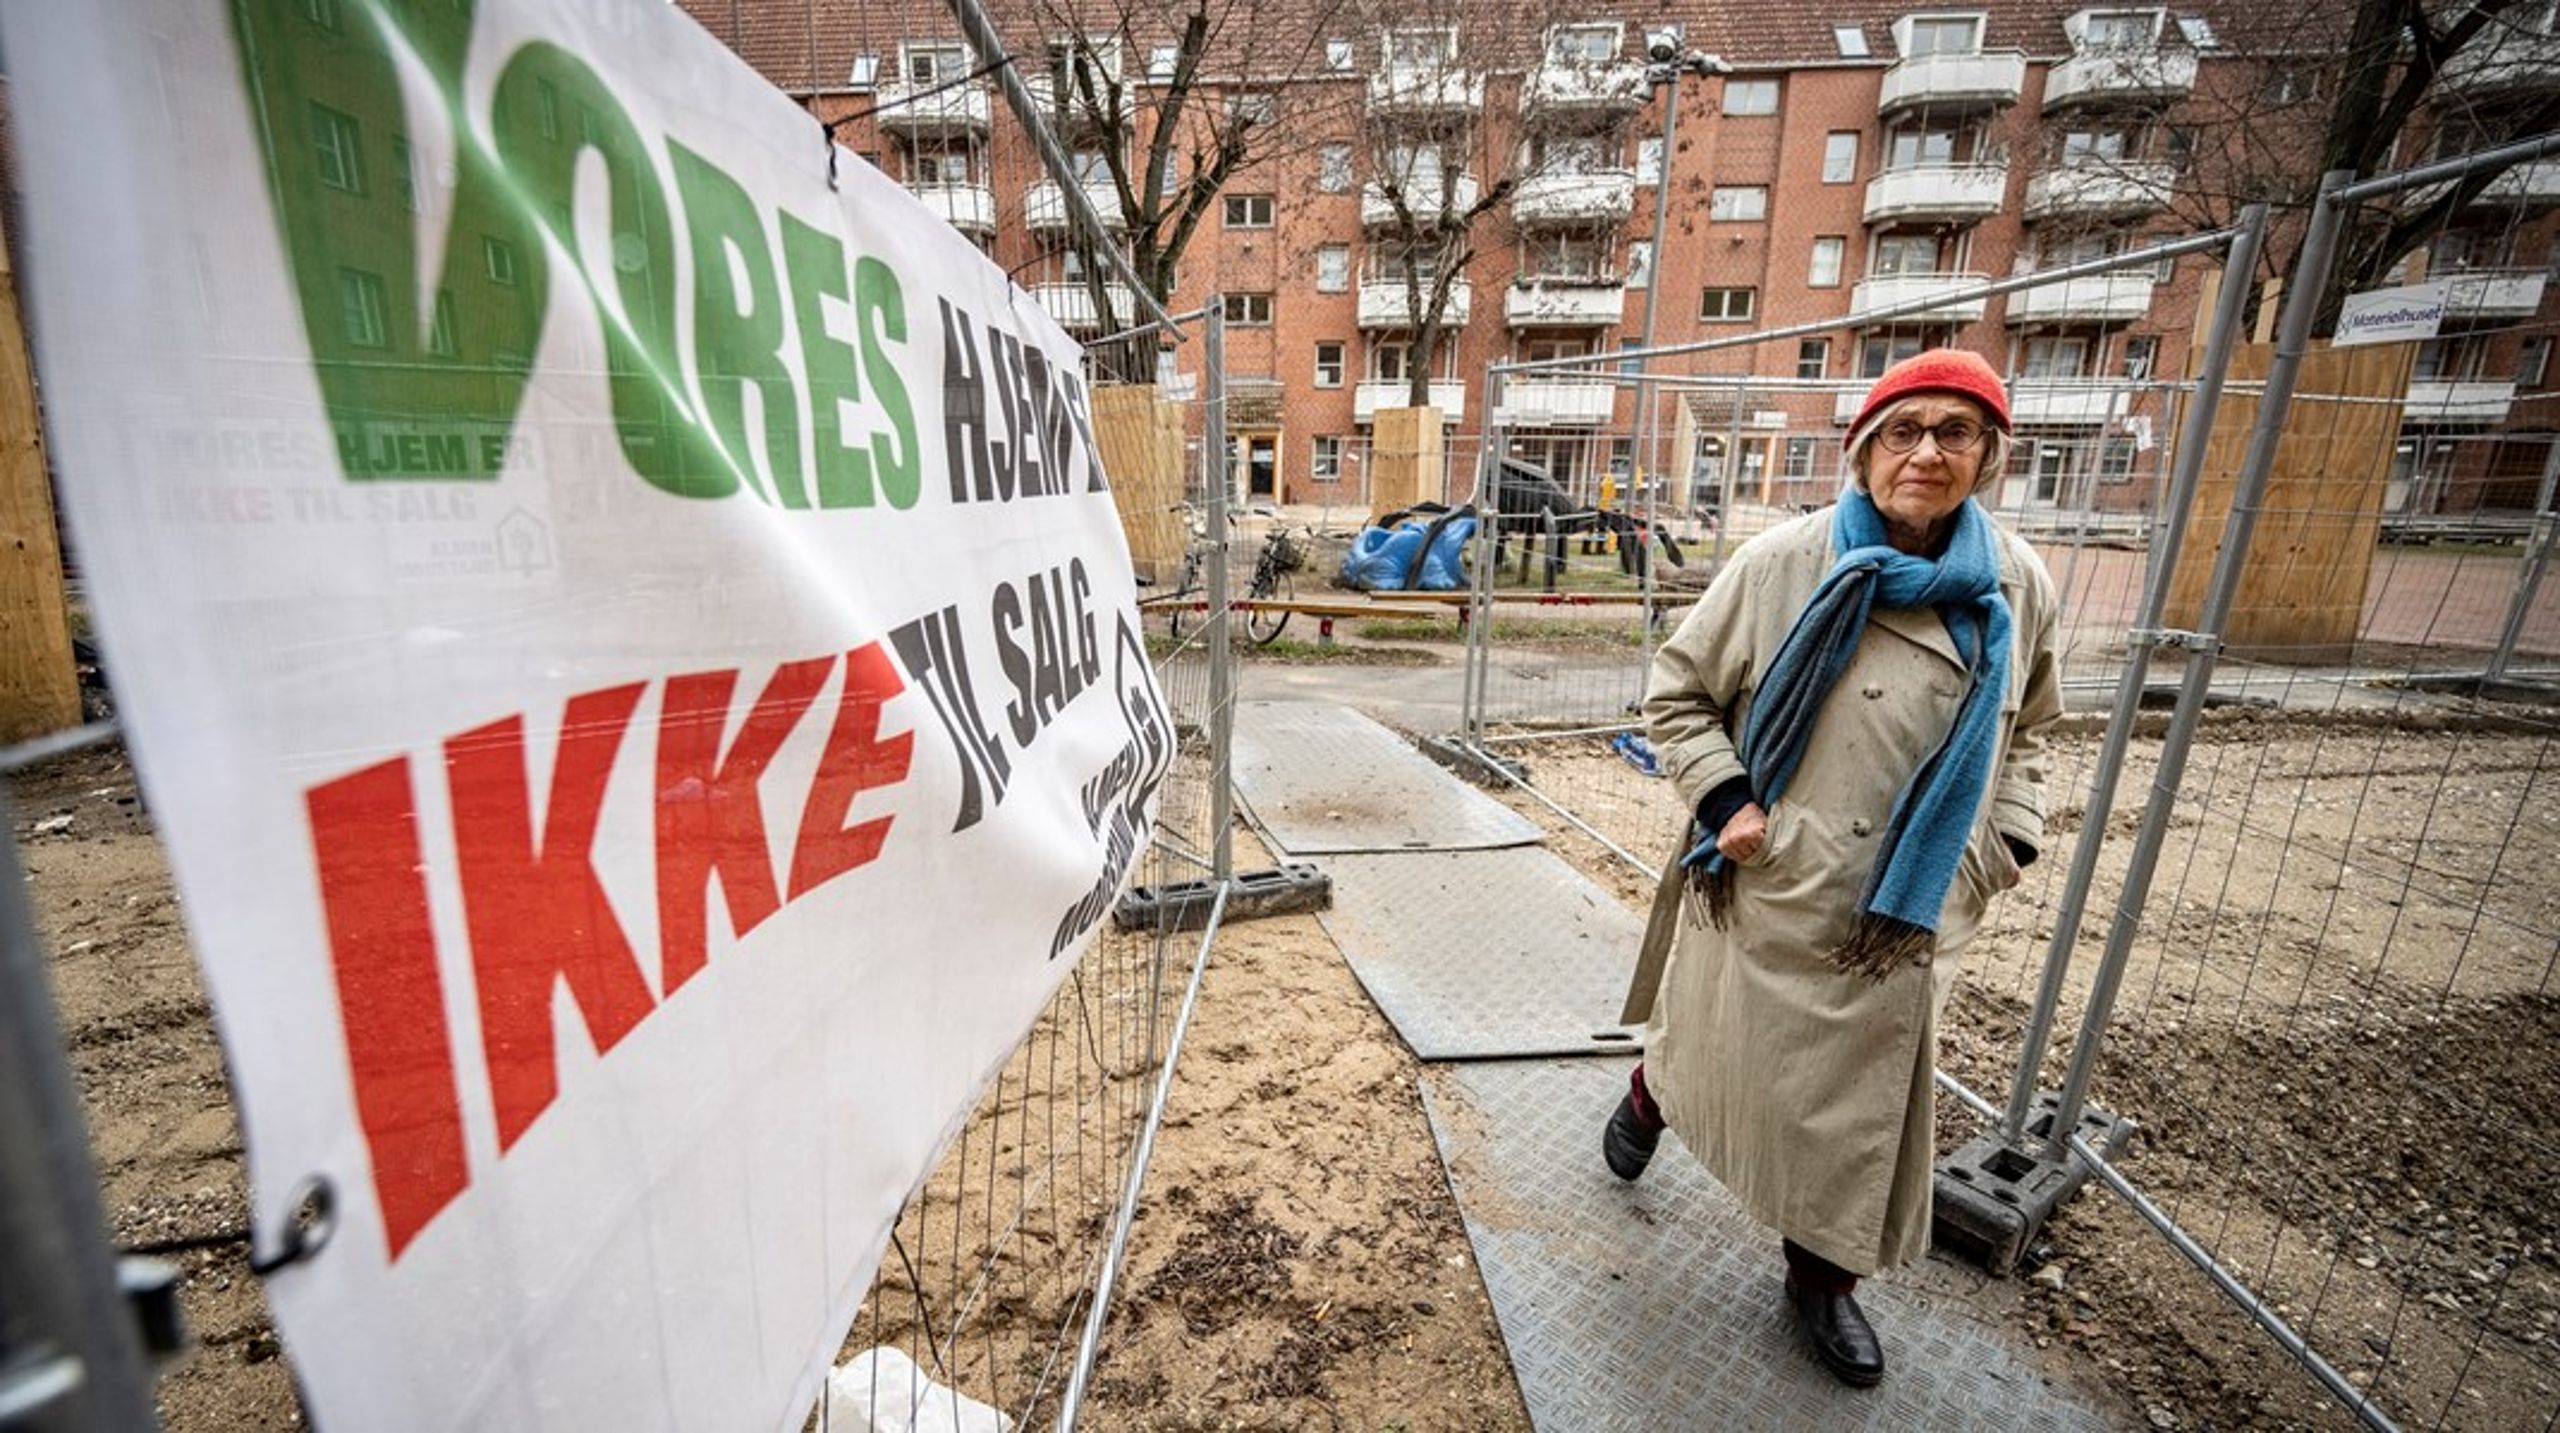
[{"xmin": 1243, "ymin": 526, "xmax": 1309, "ymax": 646}]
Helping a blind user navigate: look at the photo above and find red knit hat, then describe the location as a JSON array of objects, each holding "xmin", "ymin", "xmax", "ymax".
[{"xmin": 1846, "ymin": 348, "xmax": 2012, "ymax": 440}]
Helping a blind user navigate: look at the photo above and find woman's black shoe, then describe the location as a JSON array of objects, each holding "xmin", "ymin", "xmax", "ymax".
[
  {"xmin": 1786, "ymin": 1273, "xmax": 1885, "ymax": 1388},
  {"xmin": 1602, "ymin": 1092, "xmax": 1660, "ymax": 1180}
]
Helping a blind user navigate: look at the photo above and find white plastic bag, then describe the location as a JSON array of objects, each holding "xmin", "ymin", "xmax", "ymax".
[{"xmin": 822, "ymin": 1347, "xmax": 1012, "ymax": 1433}]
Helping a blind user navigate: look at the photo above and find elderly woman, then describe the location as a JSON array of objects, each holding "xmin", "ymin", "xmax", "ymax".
[{"xmin": 1601, "ymin": 349, "xmax": 2062, "ymax": 1388}]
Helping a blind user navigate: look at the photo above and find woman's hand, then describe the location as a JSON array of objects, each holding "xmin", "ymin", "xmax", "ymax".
[
  {"xmin": 1717, "ymin": 802, "xmax": 1769, "ymax": 863},
  {"xmin": 1985, "ymin": 832, "xmax": 2024, "ymax": 892}
]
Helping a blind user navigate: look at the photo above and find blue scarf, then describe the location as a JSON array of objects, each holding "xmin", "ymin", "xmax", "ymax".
[{"xmin": 1682, "ymin": 487, "xmax": 2012, "ymax": 978}]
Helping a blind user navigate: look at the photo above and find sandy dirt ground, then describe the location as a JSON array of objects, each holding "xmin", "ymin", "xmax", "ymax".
[{"xmin": 27, "ymin": 666, "xmax": 2558, "ymax": 1429}]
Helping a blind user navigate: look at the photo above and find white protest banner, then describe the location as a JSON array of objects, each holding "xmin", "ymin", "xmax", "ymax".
[
  {"xmin": 1, "ymin": 3, "xmax": 1170, "ymax": 1430},
  {"xmin": 2335, "ymin": 281, "xmax": 2450, "ymax": 347}
]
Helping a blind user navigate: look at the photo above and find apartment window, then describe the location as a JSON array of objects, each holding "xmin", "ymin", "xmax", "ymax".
[
  {"xmin": 1385, "ymin": 29, "xmax": 1454, "ymax": 67},
  {"xmin": 1834, "ymin": 25, "xmax": 1871, "ymax": 57},
  {"xmin": 1148, "ymin": 45, "xmax": 1177, "ymax": 80},
  {"xmin": 2099, "ymin": 435, "xmax": 2138, "ymax": 482},
  {"xmin": 484, "ymin": 236, "xmax": 519, "ymax": 287},
  {"xmin": 1798, "ymin": 339, "xmax": 1831, "ymax": 378},
  {"xmin": 1550, "ymin": 24, "xmax": 1619, "ymax": 61},
  {"xmin": 2265, "ymin": 68, "xmax": 2316, "ymax": 105},
  {"xmin": 1524, "ymin": 231, "xmax": 1608, "ymax": 281},
  {"xmin": 2175, "ymin": 15, "xmax": 2217, "ymax": 47},
  {"xmin": 848, "ymin": 54, "xmax": 879, "ymax": 89},
  {"xmin": 1224, "ymin": 193, "xmax": 1275, "ymax": 228},
  {"xmin": 1700, "ymin": 287, "xmax": 1756, "ymax": 321},
  {"xmin": 1709, "ymin": 186, "xmax": 1768, "ymax": 221},
  {"xmin": 2061, "ymin": 129, "xmax": 2129, "ymax": 166},
  {"xmin": 1385, "ymin": 143, "xmax": 1447, "ymax": 192},
  {"xmin": 427, "ymin": 288, "xmax": 459, "ymax": 358},
  {"xmin": 1873, "ymin": 233, "xmax": 1945, "ymax": 274},
  {"xmin": 2079, "ymin": 10, "xmax": 2159, "ymax": 49},
  {"xmin": 906, "ymin": 45, "xmax": 965, "ymax": 83},
  {"xmin": 1822, "ymin": 132, "xmax": 1860, "ymax": 184},
  {"xmin": 1536, "ymin": 135, "xmax": 1611, "ymax": 176},
  {"xmin": 2122, "ymin": 335, "xmax": 2159, "ymax": 380},
  {"xmin": 1723, "ymin": 79, "xmax": 1780, "ymax": 115},
  {"xmin": 1312, "ymin": 435, "xmax": 1344, "ymax": 480},
  {"xmin": 1905, "ymin": 15, "xmax": 1984, "ymax": 55},
  {"xmin": 2521, "ymin": 337, "xmax": 2553, "ymax": 388},
  {"xmin": 338, "ymin": 269, "xmax": 389, "ymax": 349},
  {"xmin": 310, "ymin": 103, "xmax": 365, "ymax": 193},
  {"xmin": 1325, "ymin": 38, "xmax": 1354, "ymax": 70},
  {"xmin": 1314, "ymin": 342, "xmax": 1346, "ymax": 387},
  {"xmin": 2023, "ymin": 336, "xmax": 2090, "ymax": 379},
  {"xmin": 1223, "ymin": 292, "xmax": 1274, "ymax": 325},
  {"xmin": 1783, "ymin": 437, "xmax": 1818, "ymax": 479},
  {"xmin": 1809, "ymin": 236, "xmax": 1847, "ymax": 287},
  {"xmin": 2167, "ymin": 126, "xmax": 2199, "ymax": 172},
  {"xmin": 1626, "ymin": 241, "xmax": 1653, "ymax": 289},
  {"xmin": 1230, "ymin": 93, "xmax": 1277, "ymax": 125},
  {"xmin": 1885, "ymin": 126, "xmax": 1959, "ymax": 169},
  {"xmin": 1319, "ymin": 145, "xmax": 1354, "ymax": 193},
  {"xmin": 1637, "ymin": 137, "xmax": 1665, "ymax": 185},
  {"xmin": 1861, "ymin": 331, "xmax": 1933, "ymax": 378},
  {"xmin": 1316, "ymin": 245, "xmax": 1350, "ymax": 292},
  {"xmin": 916, "ymin": 150, "xmax": 973, "ymax": 185},
  {"xmin": 1067, "ymin": 148, "xmax": 1113, "ymax": 185}
]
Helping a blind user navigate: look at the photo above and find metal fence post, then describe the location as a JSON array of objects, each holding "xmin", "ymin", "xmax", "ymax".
[
  {"xmin": 1463, "ymin": 376, "xmax": 1507, "ymax": 747},
  {"xmin": 2002, "ymin": 205, "xmax": 2268, "ymax": 1141},
  {"xmin": 0, "ymin": 782, "xmax": 162, "ymax": 1431},
  {"xmin": 1203, "ymin": 303, "xmax": 1234, "ymax": 884},
  {"xmin": 2484, "ymin": 436, "xmax": 2560, "ymax": 684},
  {"xmin": 2042, "ymin": 182, "xmax": 2350, "ymax": 1152}
]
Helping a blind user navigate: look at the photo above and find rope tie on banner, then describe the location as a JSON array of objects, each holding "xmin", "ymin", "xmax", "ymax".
[
  {"xmin": 820, "ymin": 58, "xmax": 1014, "ymax": 191},
  {"xmin": 114, "ymin": 1175, "xmax": 337, "ymax": 1276}
]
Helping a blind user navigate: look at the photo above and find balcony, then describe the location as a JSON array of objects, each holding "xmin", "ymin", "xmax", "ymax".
[
  {"xmin": 2438, "ymin": 32, "xmax": 2560, "ymax": 98},
  {"xmin": 908, "ymin": 182, "xmax": 996, "ymax": 236},
  {"xmin": 1513, "ymin": 170, "xmax": 1639, "ymax": 226},
  {"xmin": 1030, "ymin": 282, "xmax": 1139, "ymax": 332},
  {"xmin": 1024, "ymin": 181, "xmax": 1127, "ymax": 231},
  {"xmin": 2438, "ymin": 268, "xmax": 2550, "ymax": 321},
  {"xmin": 2023, "ymin": 161, "xmax": 2176, "ymax": 221},
  {"xmin": 1522, "ymin": 60, "xmax": 1650, "ymax": 116},
  {"xmin": 2405, "ymin": 378, "xmax": 2519, "ymax": 425},
  {"xmin": 1506, "ymin": 281, "xmax": 1628, "ymax": 328},
  {"xmin": 1863, "ymin": 162, "xmax": 2011, "ymax": 225},
  {"xmin": 1495, "ymin": 381, "xmax": 1616, "ymax": 426},
  {"xmin": 2041, "ymin": 48, "xmax": 2199, "ymax": 111},
  {"xmin": 1368, "ymin": 64, "xmax": 1486, "ymax": 117},
  {"xmin": 1356, "ymin": 379, "xmax": 1467, "ymax": 423},
  {"xmin": 2010, "ymin": 384, "xmax": 2125, "ymax": 426},
  {"xmin": 2006, "ymin": 272, "xmax": 2159, "ymax": 324},
  {"xmin": 1849, "ymin": 272, "xmax": 1992, "ymax": 324},
  {"xmin": 2476, "ymin": 160, "xmax": 2560, "ymax": 208},
  {"xmin": 871, "ymin": 78, "xmax": 991, "ymax": 134},
  {"xmin": 1360, "ymin": 174, "xmax": 1483, "ymax": 229},
  {"xmin": 1359, "ymin": 278, "xmax": 1472, "ymax": 329},
  {"xmin": 1877, "ymin": 51, "xmax": 2027, "ymax": 116}
]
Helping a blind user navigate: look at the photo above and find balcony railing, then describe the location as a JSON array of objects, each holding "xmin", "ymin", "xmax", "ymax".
[
  {"xmin": 1030, "ymin": 282, "xmax": 1139, "ymax": 332},
  {"xmin": 1360, "ymin": 174, "xmax": 1483, "ymax": 228},
  {"xmin": 1494, "ymin": 381, "xmax": 1615, "ymax": 427},
  {"xmin": 1849, "ymin": 271, "xmax": 1993, "ymax": 323},
  {"xmin": 1355, "ymin": 379, "xmax": 1467, "ymax": 422},
  {"xmin": 1505, "ymin": 281, "xmax": 1628, "ymax": 327},
  {"xmin": 2438, "ymin": 32, "xmax": 2560, "ymax": 97},
  {"xmin": 2041, "ymin": 48, "xmax": 2199, "ymax": 111},
  {"xmin": 908, "ymin": 182, "xmax": 997, "ymax": 235},
  {"xmin": 1368, "ymin": 64, "xmax": 1486, "ymax": 116},
  {"xmin": 2010, "ymin": 383, "xmax": 2125, "ymax": 426},
  {"xmin": 870, "ymin": 78, "xmax": 992, "ymax": 133},
  {"xmin": 1863, "ymin": 162, "xmax": 2010, "ymax": 225},
  {"xmin": 1522, "ymin": 60, "xmax": 1650, "ymax": 115},
  {"xmin": 2405, "ymin": 378, "xmax": 2520, "ymax": 425},
  {"xmin": 2022, "ymin": 161, "xmax": 2176, "ymax": 221},
  {"xmin": 1358, "ymin": 278, "xmax": 1473, "ymax": 329},
  {"xmin": 1024, "ymin": 180, "xmax": 1128, "ymax": 231},
  {"xmin": 2005, "ymin": 272, "xmax": 2158, "ymax": 324},
  {"xmin": 2437, "ymin": 268, "xmax": 2551, "ymax": 321},
  {"xmin": 1512, "ymin": 170, "xmax": 1639, "ymax": 226},
  {"xmin": 1877, "ymin": 51, "xmax": 2027, "ymax": 115}
]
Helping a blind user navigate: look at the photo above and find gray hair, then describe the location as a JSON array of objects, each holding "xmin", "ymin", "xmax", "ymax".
[{"xmin": 1840, "ymin": 399, "xmax": 2010, "ymax": 500}]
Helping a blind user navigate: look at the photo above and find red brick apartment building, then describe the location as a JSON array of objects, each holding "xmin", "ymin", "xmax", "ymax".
[{"xmin": 685, "ymin": 0, "xmax": 2560, "ymax": 520}]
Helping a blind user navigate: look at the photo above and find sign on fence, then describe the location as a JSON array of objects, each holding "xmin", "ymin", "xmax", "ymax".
[
  {"xmin": 2334, "ymin": 280, "xmax": 2450, "ymax": 346},
  {"xmin": 1, "ymin": 3, "xmax": 1167, "ymax": 1430}
]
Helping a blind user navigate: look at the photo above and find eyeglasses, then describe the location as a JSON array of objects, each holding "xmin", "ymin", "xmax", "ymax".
[{"xmin": 1876, "ymin": 416, "xmax": 1985, "ymax": 454}]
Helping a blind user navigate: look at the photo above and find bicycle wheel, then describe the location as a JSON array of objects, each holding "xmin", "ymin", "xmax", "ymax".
[{"xmin": 1246, "ymin": 569, "xmax": 1294, "ymax": 645}]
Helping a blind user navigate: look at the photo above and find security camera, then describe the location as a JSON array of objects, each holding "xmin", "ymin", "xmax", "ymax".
[{"xmin": 1647, "ymin": 35, "xmax": 1678, "ymax": 64}]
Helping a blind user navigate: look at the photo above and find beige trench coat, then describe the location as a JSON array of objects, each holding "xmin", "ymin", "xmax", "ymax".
[{"xmin": 1621, "ymin": 505, "xmax": 2062, "ymax": 1276}]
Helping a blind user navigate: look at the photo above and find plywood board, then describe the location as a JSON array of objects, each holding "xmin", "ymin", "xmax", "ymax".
[
  {"xmin": 0, "ymin": 204, "xmax": 78, "ymax": 742},
  {"xmin": 1370, "ymin": 404, "xmax": 1445, "ymax": 518},
  {"xmin": 1093, "ymin": 383, "xmax": 1186, "ymax": 588},
  {"xmin": 2164, "ymin": 341, "xmax": 2413, "ymax": 663}
]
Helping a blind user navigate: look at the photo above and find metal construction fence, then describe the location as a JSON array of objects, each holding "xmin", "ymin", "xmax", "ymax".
[{"xmin": 1450, "ymin": 139, "xmax": 2560, "ymax": 1431}]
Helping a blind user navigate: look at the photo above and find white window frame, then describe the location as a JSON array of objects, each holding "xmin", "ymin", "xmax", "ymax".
[
  {"xmin": 1809, "ymin": 236, "xmax": 1847, "ymax": 288},
  {"xmin": 1625, "ymin": 240, "xmax": 1653, "ymax": 289},
  {"xmin": 1316, "ymin": 245, "xmax": 1351, "ymax": 293},
  {"xmin": 1722, "ymin": 78, "xmax": 1780, "ymax": 115},
  {"xmin": 1699, "ymin": 286, "xmax": 1756, "ymax": 322},
  {"xmin": 1834, "ymin": 24, "xmax": 1871, "ymax": 57},
  {"xmin": 1224, "ymin": 193, "xmax": 1276, "ymax": 228},
  {"xmin": 1636, "ymin": 136, "xmax": 1665, "ymax": 186},
  {"xmin": 1708, "ymin": 185, "xmax": 1769, "ymax": 221},
  {"xmin": 1222, "ymin": 292, "xmax": 1275, "ymax": 326},
  {"xmin": 1822, "ymin": 131, "xmax": 1860, "ymax": 184},
  {"xmin": 903, "ymin": 43, "xmax": 968, "ymax": 85},
  {"xmin": 1314, "ymin": 341, "xmax": 1346, "ymax": 388},
  {"xmin": 1547, "ymin": 22, "xmax": 1621, "ymax": 63},
  {"xmin": 1318, "ymin": 145, "xmax": 1354, "ymax": 193},
  {"xmin": 1797, "ymin": 338, "xmax": 1830, "ymax": 379},
  {"xmin": 1325, "ymin": 38, "xmax": 1355, "ymax": 70},
  {"xmin": 1895, "ymin": 12, "xmax": 1987, "ymax": 57},
  {"xmin": 1312, "ymin": 435, "xmax": 1344, "ymax": 480}
]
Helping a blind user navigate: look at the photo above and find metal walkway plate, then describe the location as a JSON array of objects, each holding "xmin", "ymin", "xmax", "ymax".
[
  {"xmin": 1420, "ymin": 1060, "xmax": 2125, "ymax": 1432},
  {"xmin": 1232, "ymin": 701, "xmax": 1542, "ymax": 855},
  {"xmin": 1311, "ymin": 848, "xmax": 1642, "ymax": 1060}
]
